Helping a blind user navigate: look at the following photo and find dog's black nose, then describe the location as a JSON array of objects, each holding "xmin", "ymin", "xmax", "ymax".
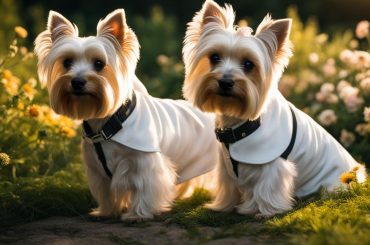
[
  {"xmin": 218, "ymin": 78, "xmax": 234, "ymax": 91},
  {"xmin": 71, "ymin": 77, "xmax": 86, "ymax": 91}
]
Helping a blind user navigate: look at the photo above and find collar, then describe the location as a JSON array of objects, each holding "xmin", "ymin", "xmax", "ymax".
[
  {"xmin": 83, "ymin": 92, "xmax": 137, "ymax": 143},
  {"xmin": 215, "ymin": 118, "xmax": 261, "ymax": 144}
]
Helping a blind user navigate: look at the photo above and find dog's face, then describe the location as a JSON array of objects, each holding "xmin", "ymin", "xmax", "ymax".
[
  {"xmin": 35, "ymin": 9, "xmax": 139, "ymax": 120},
  {"xmin": 183, "ymin": 0, "xmax": 292, "ymax": 120}
]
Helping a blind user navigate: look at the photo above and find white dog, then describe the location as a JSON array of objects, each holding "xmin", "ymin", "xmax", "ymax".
[
  {"xmin": 182, "ymin": 0, "xmax": 367, "ymax": 217},
  {"xmin": 35, "ymin": 9, "xmax": 219, "ymax": 221}
]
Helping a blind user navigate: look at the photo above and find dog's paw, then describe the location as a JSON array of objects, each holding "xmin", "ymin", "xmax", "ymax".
[
  {"xmin": 121, "ymin": 213, "xmax": 153, "ymax": 223},
  {"xmin": 89, "ymin": 209, "xmax": 112, "ymax": 219},
  {"xmin": 254, "ymin": 213, "xmax": 274, "ymax": 220}
]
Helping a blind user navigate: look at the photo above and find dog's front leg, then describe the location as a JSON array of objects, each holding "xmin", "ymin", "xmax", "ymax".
[
  {"xmin": 119, "ymin": 152, "xmax": 177, "ymax": 222},
  {"xmin": 238, "ymin": 158, "xmax": 297, "ymax": 217},
  {"xmin": 83, "ymin": 143, "xmax": 117, "ymax": 218},
  {"xmin": 206, "ymin": 151, "xmax": 241, "ymax": 212}
]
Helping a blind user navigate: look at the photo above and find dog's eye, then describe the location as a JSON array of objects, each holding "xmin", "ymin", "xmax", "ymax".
[
  {"xmin": 209, "ymin": 53, "xmax": 221, "ymax": 65},
  {"xmin": 94, "ymin": 59, "xmax": 105, "ymax": 72},
  {"xmin": 243, "ymin": 59, "xmax": 254, "ymax": 72},
  {"xmin": 63, "ymin": 58, "xmax": 73, "ymax": 70}
]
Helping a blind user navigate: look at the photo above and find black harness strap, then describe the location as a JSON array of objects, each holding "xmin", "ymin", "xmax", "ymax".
[
  {"xmin": 215, "ymin": 106, "xmax": 297, "ymax": 177},
  {"xmin": 83, "ymin": 122, "xmax": 113, "ymax": 178},
  {"xmin": 280, "ymin": 107, "xmax": 298, "ymax": 160},
  {"xmin": 82, "ymin": 92, "xmax": 137, "ymax": 178}
]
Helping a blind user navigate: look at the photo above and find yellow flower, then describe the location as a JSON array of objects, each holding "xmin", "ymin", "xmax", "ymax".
[
  {"xmin": 26, "ymin": 105, "xmax": 40, "ymax": 117},
  {"xmin": 22, "ymin": 83, "xmax": 36, "ymax": 100},
  {"xmin": 14, "ymin": 26, "xmax": 28, "ymax": 39},
  {"xmin": 61, "ymin": 126, "xmax": 76, "ymax": 138},
  {"xmin": 340, "ymin": 172, "xmax": 357, "ymax": 184},
  {"xmin": 2, "ymin": 76, "xmax": 20, "ymax": 96},
  {"xmin": 17, "ymin": 102, "xmax": 24, "ymax": 110},
  {"xmin": 2, "ymin": 69, "xmax": 13, "ymax": 80},
  {"xmin": 0, "ymin": 153, "xmax": 10, "ymax": 166}
]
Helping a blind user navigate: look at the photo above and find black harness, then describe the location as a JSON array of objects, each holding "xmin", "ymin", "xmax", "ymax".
[
  {"xmin": 215, "ymin": 107, "xmax": 297, "ymax": 177},
  {"xmin": 82, "ymin": 92, "xmax": 137, "ymax": 178}
]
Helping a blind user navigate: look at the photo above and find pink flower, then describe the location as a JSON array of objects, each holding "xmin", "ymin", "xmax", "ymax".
[
  {"xmin": 355, "ymin": 20, "xmax": 369, "ymax": 39},
  {"xmin": 340, "ymin": 129, "xmax": 355, "ymax": 147},
  {"xmin": 322, "ymin": 58, "xmax": 336, "ymax": 77},
  {"xmin": 353, "ymin": 51, "xmax": 370, "ymax": 70},
  {"xmin": 343, "ymin": 95, "xmax": 364, "ymax": 112},
  {"xmin": 360, "ymin": 77, "xmax": 370, "ymax": 94},
  {"xmin": 364, "ymin": 107, "xmax": 370, "ymax": 122},
  {"xmin": 318, "ymin": 109, "xmax": 337, "ymax": 126},
  {"xmin": 339, "ymin": 50, "xmax": 355, "ymax": 64},
  {"xmin": 355, "ymin": 123, "xmax": 369, "ymax": 136}
]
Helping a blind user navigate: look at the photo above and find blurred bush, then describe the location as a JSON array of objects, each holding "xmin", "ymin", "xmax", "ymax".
[
  {"xmin": 0, "ymin": 28, "xmax": 80, "ymax": 181},
  {"xmin": 279, "ymin": 7, "xmax": 370, "ymax": 165},
  {"xmin": 133, "ymin": 6, "xmax": 184, "ymax": 99}
]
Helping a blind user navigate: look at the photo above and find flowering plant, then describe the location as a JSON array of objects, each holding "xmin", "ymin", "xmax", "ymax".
[
  {"xmin": 0, "ymin": 27, "xmax": 80, "ymax": 180},
  {"xmin": 279, "ymin": 8, "xmax": 370, "ymax": 165}
]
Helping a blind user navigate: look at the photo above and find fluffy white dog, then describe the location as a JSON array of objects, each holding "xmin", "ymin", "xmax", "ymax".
[
  {"xmin": 182, "ymin": 0, "xmax": 367, "ymax": 217},
  {"xmin": 35, "ymin": 9, "xmax": 220, "ymax": 222}
]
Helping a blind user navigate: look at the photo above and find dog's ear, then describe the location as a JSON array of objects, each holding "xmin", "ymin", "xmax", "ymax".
[
  {"xmin": 183, "ymin": 0, "xmax": 234, "ymax": 67},
  {"xmin": 192, "ymin": 0, "xmax": 235, "ymax": 30},
  {"xmin": 47, "ymin": 11, "xmax": 78, "ymax": 42},
  {"xmin": 97, "ymin": 9, "xmax": 126, "ymax": 46},
  {"xmin": 256, "ymin": 15, "xmax": 293, "ymax": 67},
  {"xmin": 200, "ymin": 0, "xmax": 233, "ymax": 28}
]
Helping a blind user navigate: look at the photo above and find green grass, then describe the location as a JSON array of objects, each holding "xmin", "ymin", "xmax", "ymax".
[
  {"xmin": 1, "ymin": 167, "xmax": 369, "ymax": 244},
  {"xmin": 0, "ymin": 163, "xmax": 94, "ymax": 227}
]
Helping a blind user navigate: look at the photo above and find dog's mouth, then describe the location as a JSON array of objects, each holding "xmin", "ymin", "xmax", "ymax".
[
  {"xmin": 71, "ymin": 90, "xmax": 94, "ymax": 97},
  {"xmin": 217, "ymin": 91, "xmax": 233, "ymax": 97}
]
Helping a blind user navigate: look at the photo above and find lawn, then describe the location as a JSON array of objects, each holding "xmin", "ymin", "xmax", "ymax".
[{"xmin": 1, "ymin": 165, "xmax": 369, "ymax": 244}]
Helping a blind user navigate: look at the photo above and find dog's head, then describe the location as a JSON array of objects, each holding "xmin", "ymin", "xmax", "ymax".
[
  {"xmin": 35, "ymin": 9, "xmax": 139, "ymax": 120},
  {"xmin": 182, "ymin": 0, "xmax": 293, "ymax": 120}
]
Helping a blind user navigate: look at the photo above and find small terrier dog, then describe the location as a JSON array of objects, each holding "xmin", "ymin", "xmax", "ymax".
[
  {"xmin": 35, "ymin": 9, "xmax": 220, "ymax": 221},
  {"xmin": 183, "ymin": 0, "xmax": 367, "ymax": 217}
]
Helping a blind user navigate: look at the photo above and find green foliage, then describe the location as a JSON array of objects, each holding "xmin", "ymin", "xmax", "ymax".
[
  {"xmin": 0, "ymin": 163, "xmax": 93, "ymax": 227},
  {"xmin": 133, "ymin": 6, "xmax": 184, "ymax": 99}
]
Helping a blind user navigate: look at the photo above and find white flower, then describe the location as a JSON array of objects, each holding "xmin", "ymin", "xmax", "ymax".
[
  {"xmin": 309, "ymin": 53, "xmax": 319, "ymax": 64},
  {"xmin": 337, "ymin": 80, "xmax": 350, "ymax": 93},
  {"xmin": 340, "ymin": 86, "xmax": 363, "ymax": 112},
  {"xmin": 318, "ymin": 109, "xmax": 337, "ymax": 126},
  {"xmin": 339, "ymin": 70, "xmax": 348, "ymax": 79},
  {"xmin": 320, "ymin": 83, "xmax": 335, "ymax": 96},
  {"xmin": 339, "ymin": 86, "xmax": 359, "ymax": 99},
  {"xmin": 340, "ymin": 129, "xmax": 355, "ymax": 147},
  {"xmin": 355, "ymin": 20, "xmax": 369, "ymax": 39}
]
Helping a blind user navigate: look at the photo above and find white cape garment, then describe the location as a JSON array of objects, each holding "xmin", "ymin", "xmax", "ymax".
[
  {"xmin": 228, "ymin": 90, "xmax": 360, "ymax": 197},
  {"xmin": 109, "ymin": 91, "xmax": 219, "ymax": 184}
]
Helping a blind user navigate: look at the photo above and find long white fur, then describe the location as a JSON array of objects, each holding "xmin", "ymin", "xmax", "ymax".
[
  {"xmin": 183, "ymin": 0, "xmax": 366, "ymax": 217},
  {"xmin": 35, "ymin": 9, "xmax": 219, "ymax": 221}
]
